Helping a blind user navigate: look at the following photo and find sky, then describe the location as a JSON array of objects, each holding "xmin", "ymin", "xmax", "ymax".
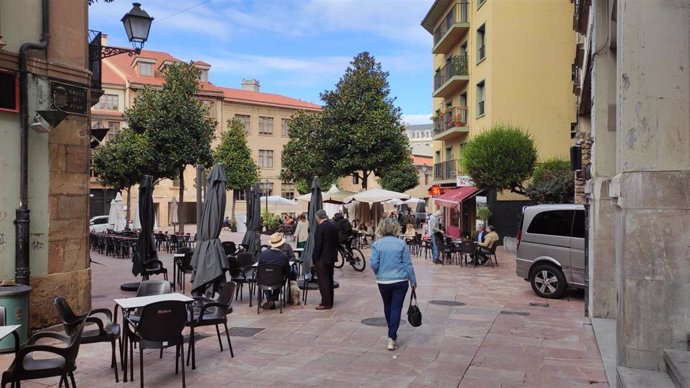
[{"xmin": 89, "ymin": 0, "xmax": 435, "ymax": 125}]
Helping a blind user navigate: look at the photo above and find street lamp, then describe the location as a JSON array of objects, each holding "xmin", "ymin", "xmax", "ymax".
[
  {"xmin": 92, "ymin": 2, "xmax": 154, "ymax": 60},
  {"xmin": 263, "ymin": 179, "xmax": 270, "ymax": 214}
]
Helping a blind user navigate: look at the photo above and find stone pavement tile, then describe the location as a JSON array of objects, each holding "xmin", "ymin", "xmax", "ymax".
[
  {"xmin": 409, "ymin": 371, "xmax": 462, "ymax": 388},
  {"xmin": 458, "ymin": 376, "xmax": 505, "ymax": 388},
  {"xmin": 523, "ymin": 371, "xmax": 609, "ymax": 387},
  {"xmin": 463, "ymin": 365, "xmax": 527, "ymax": 385}
]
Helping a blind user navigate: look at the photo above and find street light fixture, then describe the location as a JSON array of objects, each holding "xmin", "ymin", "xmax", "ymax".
[{"xmin": 92, "ymin": 2, "xmax": 154, "ymax": 60}]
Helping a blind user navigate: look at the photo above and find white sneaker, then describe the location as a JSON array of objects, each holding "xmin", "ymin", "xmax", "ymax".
[{"xmin": 387, "ymin": 338, "xmax": 398, "ymax": 351}]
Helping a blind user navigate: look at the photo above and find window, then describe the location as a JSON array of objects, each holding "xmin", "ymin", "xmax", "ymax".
[
  {"xmin": 259, "ymin": 149, "xmax": 274, "ymax": 169},
  {"xmin": 235, "ymin": 114, "xmax": 250, "ymax": 133},
  {"xmin": 476, "ymin": 81, "xmax": 485, "ymax": 117},
  {"xmin": 281, "ymin": 181, "xmax": 295, "ymax": 200},
  {"xmin": 352, "ymin": 174, "xmax": 360, "ymax": 185},
  {"xmin": 572, "ymin": 210, "xmax": 586, "ymax": 238},
  {"xmin": 425, "ymin": 130, "xmax": 431, "ymax": 138},
  {"xmin": 259, "ymin": 116, "xmax": 273, "ymax": 135},
  {"xmin": 478, "ymin": 0, "xmax": 487, "ymax": 9},
  {"xmin": 139, "ymin": 62, "xmax": 153, "ymax": 76},
  {"xmin": 96, "ymin": 94, "xmax": 119, "ymax": 110},
  {"xmin": 0, "ymin": 70, "xmax": 18, "ymax": 112},
  {"xmin": 281, "ymin": 118, "xmax": 290, "ymax": 137},
  {"xmin": 477, "ymin": 24, "xmax": 486, "ymax": 62},
  {"xmin": 106, "ymin": 121, "xmax": 120, "ymax": 141},
  {"xmin": 233, "ymin": 190, "xmax": 246, "ymax": 201},
  {"xmin": 527, "ymin": 210, "xmax": 575, "ymax": 237}
]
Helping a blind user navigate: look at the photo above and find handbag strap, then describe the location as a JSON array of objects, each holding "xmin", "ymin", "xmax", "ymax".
[{"xmin": 410, "ymin": 289, "xmax": 417, "ymax": 306}]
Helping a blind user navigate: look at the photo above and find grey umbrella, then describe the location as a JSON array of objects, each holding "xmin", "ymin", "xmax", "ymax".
[
  {"xmin": 241, "ymin": 183, "xmax": 262, "ymax": 257},
  {"xmin": 301, "ymin": 177, "xmax": 322, "ymax": 277},
  {"xmin": 132, "ymin": 175, "xmax": 157, "ymax": 277},
  {"xmin": 191, "ymin": 164, "xmax": 228, "ymax": 296}
]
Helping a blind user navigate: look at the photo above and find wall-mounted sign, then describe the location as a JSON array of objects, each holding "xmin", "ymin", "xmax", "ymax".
[
  {"xmin": 457, "ymin": 175, "xmax": 475, "ymax": 187},
  {"xmin": 50, "ymin": 81, "xmax": 87, "ymax": 115}
]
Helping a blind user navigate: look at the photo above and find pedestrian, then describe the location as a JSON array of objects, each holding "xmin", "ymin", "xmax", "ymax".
[
  {"xmin": 294, "ymin": 213, "xmax": 309, "ymax": 248},
  {"xmin": 428, "ymin": 209, "xmax": 443, "ymax": 264},
  {"xmin": 312, "ymin": 209, "xmax": 339, "ymax": 310},
  {"xmin": 370, "ymin": 217, "xmax": 417, "ymax": 351}
]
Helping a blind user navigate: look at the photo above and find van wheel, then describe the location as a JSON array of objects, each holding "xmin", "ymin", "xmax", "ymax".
[{"xmin": 530, "ymin": 263, "xmax": 566, "ymax": 299}]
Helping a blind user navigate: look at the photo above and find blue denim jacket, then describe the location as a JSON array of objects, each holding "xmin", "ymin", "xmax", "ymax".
[{"xmin": 370, "ymin": 236, "xmax": 417, "ymax": 286}]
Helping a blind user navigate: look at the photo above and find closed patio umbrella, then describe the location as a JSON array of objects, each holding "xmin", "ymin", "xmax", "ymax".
[
  {"xmin": 301, "ymin": 177, "xmax": 322, "ymax": 277},
  {"xmin": 132, "ymin": 175, "xmax": 157, "ymax": 277},
  {"xmin": 241, "ymin": 183, "xmax": 262, "ymax": 257},
  {"xmin": 169, "ymin": 197, "xmax": 179, "ymax": 233},
  {"xmin": 191, "ymin": 164, "xmax": 228, "ymax": 296}
]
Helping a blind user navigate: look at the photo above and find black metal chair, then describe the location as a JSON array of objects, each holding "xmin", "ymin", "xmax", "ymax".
[
  {"xmin": 126, "ymin": 301, "xmax": 187, "ymax": 388},
  {"xmin": 458, "ymin": 240, "xmax": 476, "ymax": 267},
  {"xmin": 174, "ymin": 247, "xmax": 194, "ymax": 293},
  {"xmin": 186, "ymin": 281, "xmax": 236, "ymax": 370},
  {"xmin": 221, "ymin": 241, "xmax": 237, "ymax": 256},
  {"xmin": 1, "ymin": 314, "xmax": 87, "ymax": 388},
  {"xmin": 255, "ymin": 264, "xmax": 288, "ymax": 314},
  {"xmin": 133, "ymin": 250, "xmax": 168, "ymax": 281},
  {"xmin": 54, "ymin": 297, "xmax": 121, "ymax": 383},
  {"xmin": 228, "ymin": 253, "xmax": 256, "ymax": 305}
]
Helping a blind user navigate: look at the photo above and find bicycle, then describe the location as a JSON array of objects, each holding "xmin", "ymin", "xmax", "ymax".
[{"xmin": 334, "ymin": 236, "xmax": 366, "ymax": 272}]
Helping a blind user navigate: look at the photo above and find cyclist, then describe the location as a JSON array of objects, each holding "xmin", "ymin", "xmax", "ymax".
[{"xmin": 333, "ymin": 213, "xmax": 355, "ymax": 253}]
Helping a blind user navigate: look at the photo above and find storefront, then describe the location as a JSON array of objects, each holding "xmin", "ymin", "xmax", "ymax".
[{"xmin": 433, "ymin": 186, "xmax": 480, "ymax": 238}]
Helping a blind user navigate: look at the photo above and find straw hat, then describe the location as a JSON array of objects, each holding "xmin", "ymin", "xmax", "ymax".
[{"xmin": 270, "ymin": 232, "xmax": 286, "ymax": 248}]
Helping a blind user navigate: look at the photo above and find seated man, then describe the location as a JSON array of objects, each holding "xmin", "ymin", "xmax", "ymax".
[
  {"xmin": 474, "ymin": 225, "xmax": 499, "ymax": 265},
  {"xmin": 258, "ymin": 233, "xmax": 291, "ymax": 310}
]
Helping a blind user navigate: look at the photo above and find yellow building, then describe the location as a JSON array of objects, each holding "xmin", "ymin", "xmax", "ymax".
[
  {"xmin": 92, "ymin": 47, "xmax": 320, "ymax": 230},
  {"xmin": 421, "ymin": 0, "xmax": 575, "ymax": 237}
]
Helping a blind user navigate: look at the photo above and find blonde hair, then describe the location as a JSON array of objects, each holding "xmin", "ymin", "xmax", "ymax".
[{"xmin": 375, "ymin": 217, "xmax": 400, "ymax": 237}]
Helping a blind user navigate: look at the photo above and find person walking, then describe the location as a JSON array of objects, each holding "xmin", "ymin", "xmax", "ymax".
[
  {"xmin": 312, "ymin": 209, "xmax": 339, "ymax": 310},
  {"xmin": 428, "ymin": 209, "xmax": 443, "ymax": 264},
  {"xmin": 294, "ymin": 213, "xmax": 309, "ymax": 248},
  {"xmin": 370, "ymin": 217, "xmax": 417, "ymax": 351}
]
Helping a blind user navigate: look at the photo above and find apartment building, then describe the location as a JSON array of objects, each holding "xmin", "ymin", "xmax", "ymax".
[
  {"xmin": 92, "ymin": 46, "xmax": 320, "ymax": 228},
  {"xmin": 404, "ymin": 123, "xmax": 433, "ymax": 157},
  {"xmin": 421, "ymin": 0, "xmax": 575, "ymax": 237}
]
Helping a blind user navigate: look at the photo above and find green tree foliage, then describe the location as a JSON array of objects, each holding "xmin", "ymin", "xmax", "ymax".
[
  {"xmin": 321, "ymin": 52, "xmax": 411, "ymax": 189},
  {"xmin": 525, "ymin": 159, "xmax": 574, "ymax": 204},
  {"xmin": 92, "ymin": 128, "xmax": 148, "ymax": 223},
  {"xmin": 281, "ymin": 111, "xmax": 337, "ymax": 189},
  {"xmin": 378, "ymin": 158, "xmax": 419, "ymax": 193},
  {"xmin": 214, "ymin": 118, "xmax": 259, "ymax": 220},
  {"xmin": 125, "ymin": 61, "xmax": 216, "ymax": 232},
  {"xmin": 462, "ymin": 123, "xmax": 537, "ymax": 194}
]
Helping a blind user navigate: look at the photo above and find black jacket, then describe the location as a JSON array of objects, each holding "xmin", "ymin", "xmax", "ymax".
[{"xmin": 313, "ymin": 219, "xmax": 340, "ymax": 265}]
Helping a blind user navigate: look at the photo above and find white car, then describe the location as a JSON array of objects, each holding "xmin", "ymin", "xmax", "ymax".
[{"xmin": 89, "ymin": 215, "xmax": 110, "ymax": 233}]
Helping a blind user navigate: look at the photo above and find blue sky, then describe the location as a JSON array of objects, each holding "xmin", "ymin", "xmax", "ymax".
[{"xmin": 89, "ymin": 0, "xmax": 434, "ymax": 124}]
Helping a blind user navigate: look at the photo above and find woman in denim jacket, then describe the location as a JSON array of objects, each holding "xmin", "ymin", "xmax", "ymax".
[{"xmin": 370, "ymin": 217, "xmax": 417, "ymax": 351}]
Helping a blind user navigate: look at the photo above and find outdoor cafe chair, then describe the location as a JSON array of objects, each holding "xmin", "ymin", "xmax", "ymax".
[
  {"xmin": 458, "ymin": 240, "xmax": 476, "ymax": 267},
  {"xmin": 174, "ymin": 248, "xmax": 194, "ymax": 293},
  {"xmin": 228, "ymin": 253, "xmax": 257, "ymax": 305},
  {"xmin": 132, "ymin": 250, "xmax": 168, "ymax": 282},
  {"xmin": 1, "ymin": 313, "xmax": 87, "ymax": 388},
  {"xmin": 186, "ymin": 281, "xmax": 236, "ymax": 370},
  {"xmin": 255, "ymin": 264, "xmax": 288, "ymax": 314},
  {"xmin": 126, "ymin": 301, "xmax": 187, "ymax": 388},
  {"xmin": 123, "ymin": 280, "xmax": 172, "ymax": 325},
  {"xmin": 54, "ymin": 297, "xmax": 121, "ymax": 383},
  {"xmin": 221, "ymin": 241, "xmax": 237, "ymax": 256}
]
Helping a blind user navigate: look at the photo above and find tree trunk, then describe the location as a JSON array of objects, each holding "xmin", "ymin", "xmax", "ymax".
[
  {"xmin": 361, "ymin": 170, "xmax": 369, "ymax": 190},
  {"xmin": 178, "ymin": 167, "xmax": 185, "ymax": 234},
  {"xmin": 231, "ymin": 192, "xmax": 236, "ymax": 220},
  {"xmin": 125, "ymin": 186, "xmax": 131, "ymax": 228}
]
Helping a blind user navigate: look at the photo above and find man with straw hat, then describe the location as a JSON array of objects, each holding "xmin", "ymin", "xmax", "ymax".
[{"xmin": 258, "ymin": 233, "xmax": 291, "ymax": 310}]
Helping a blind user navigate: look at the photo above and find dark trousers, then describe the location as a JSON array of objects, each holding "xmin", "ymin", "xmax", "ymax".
[
  {"xmin": 263, "ymin": 290, "xmax": 280, "ymax": 302},
  {"xmin": 315, "ymin": 259, "xmax": 334, "ymax": 307},
  {"xmin": 378, "ymin": 281, "xmax": 409, "ymax": 340}
]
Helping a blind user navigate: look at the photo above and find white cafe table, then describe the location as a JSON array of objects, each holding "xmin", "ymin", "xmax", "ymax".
[
  {"xmin": 114, "ymin": 293, "xmax": 193, "ymax": 382},
  {"xmin": 0, "ymin": 325, "xmax": 21, "ymax": 354}
]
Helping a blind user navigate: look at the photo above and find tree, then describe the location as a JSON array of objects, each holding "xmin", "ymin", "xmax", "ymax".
[
  {"xmin": 525, "ymin": 159, "xmax": 574, "ymax": 204},
  {"xmin": 281, "ymin": 111, "xmax": 337, "ymax": 190},
  {"xmin": 320, "ymin": 52, "xmax": 410, "ymax": 189},
  {"xmin": 125, "ymin": 62, "xmax": 216, "ymax": 233},
  {"xmin": 92, "ymin": 128, "xmax": 148, "ymax": 224},
  {"xmin": 378, "ymin": 157, "xmax": 419, "ymax": 193},
  {"xmin": 214, "ymin": 118, "xmax": 259, "ymax": 221},
  {"xmin": 462, "ymin": 123, "xmax": 537, "ymax": 195}
]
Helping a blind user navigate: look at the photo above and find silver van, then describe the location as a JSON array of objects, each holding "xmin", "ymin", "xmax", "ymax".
[{"xmin": 515, "ymin": 204, "xmax": 585, "ymax": 298}]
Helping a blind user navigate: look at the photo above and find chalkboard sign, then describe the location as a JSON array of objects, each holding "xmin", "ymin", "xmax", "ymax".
[{"xmin": 51, "ymin": 81, "xmax": 87, "ymax": 115}]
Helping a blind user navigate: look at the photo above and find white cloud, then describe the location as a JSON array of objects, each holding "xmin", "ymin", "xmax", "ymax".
[{"xmin": 402, "ymin": 114, "xmax": 433, "ymax": 125}]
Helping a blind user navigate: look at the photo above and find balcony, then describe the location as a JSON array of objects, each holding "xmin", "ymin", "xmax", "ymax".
[
  {"xmin": 433, "ymin": 106, "xmax": 468, "ymax": 141},
  {"xmin": 433, "ymin": 159, "xmax": 458, "ymax": 182},
  {"xmin": 432, "ymin": 2, "xmax": 470, "ymax": 54},
  {"xmin": 433, "ymin": 55, "xmax": 468, "ymax": 98}
]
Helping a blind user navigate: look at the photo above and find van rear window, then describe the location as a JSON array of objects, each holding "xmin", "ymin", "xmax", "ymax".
[{"xmin": 527, "ymin": 210, "xmax": 574, "ymax": 237}]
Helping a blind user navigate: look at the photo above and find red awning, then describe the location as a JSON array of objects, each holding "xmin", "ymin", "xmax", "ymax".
[{"xmin": 434, "ymin": 186, "xmax": 480, "ymax": 208}]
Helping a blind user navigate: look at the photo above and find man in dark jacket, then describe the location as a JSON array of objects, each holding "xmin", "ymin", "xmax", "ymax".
[
  {"xmin": 258, "ymin": 233, "xmax": 291, "ymax": 310},
  {"xmin": 313, "ymin": 209, "xmax": 339, "ymax": 310}
]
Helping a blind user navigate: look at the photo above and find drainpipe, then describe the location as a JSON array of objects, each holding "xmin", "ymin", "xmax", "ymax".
[{"xmin": 15, "ymin": 0, "xmax": 50, "ymax": 285}]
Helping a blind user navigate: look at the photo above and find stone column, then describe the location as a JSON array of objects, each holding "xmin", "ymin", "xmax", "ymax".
[{"xmin": 614, "ymin": 0, "xmax": 690, "ymax": 370}]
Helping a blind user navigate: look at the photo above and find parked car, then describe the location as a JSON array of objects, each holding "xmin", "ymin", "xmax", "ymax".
[
  {"xmin": 89, "ymin": 215, "xmax": 110, "ymax": 233},
  {"xmin": 515, "ymin": 204, "xmax": 585, "ymax": 298}
]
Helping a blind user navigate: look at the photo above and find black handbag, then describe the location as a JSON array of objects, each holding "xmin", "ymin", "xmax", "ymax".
[{"xmin": 407, "ymin": 289, "xmax": 422, "ymax": 327}]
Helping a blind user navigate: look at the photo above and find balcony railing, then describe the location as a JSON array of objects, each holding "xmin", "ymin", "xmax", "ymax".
[
  {"xmin": 433, "ymin": 2, "xmax": 470, "ymax": 45},
  {"xmin": 434, "ymin": 159, "xmax": 458, "ymax": 181},
  {"xmin": 433, "ymin": 106, "xmax": 468, "ymax": 135},
  {"xmin": 434, "ymin": 55, "xmax": 468, "ymax": 91}
]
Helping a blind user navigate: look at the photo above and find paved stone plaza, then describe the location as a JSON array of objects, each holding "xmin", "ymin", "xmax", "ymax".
[{"xmin": 0, "ymin": 231, "xmax": 607, "ymax": 387}]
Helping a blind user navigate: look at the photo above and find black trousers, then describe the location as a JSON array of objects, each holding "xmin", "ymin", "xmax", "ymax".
[{"xmin": 315, "ymin": 259, "xmax": 334, "ymax": 307}]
